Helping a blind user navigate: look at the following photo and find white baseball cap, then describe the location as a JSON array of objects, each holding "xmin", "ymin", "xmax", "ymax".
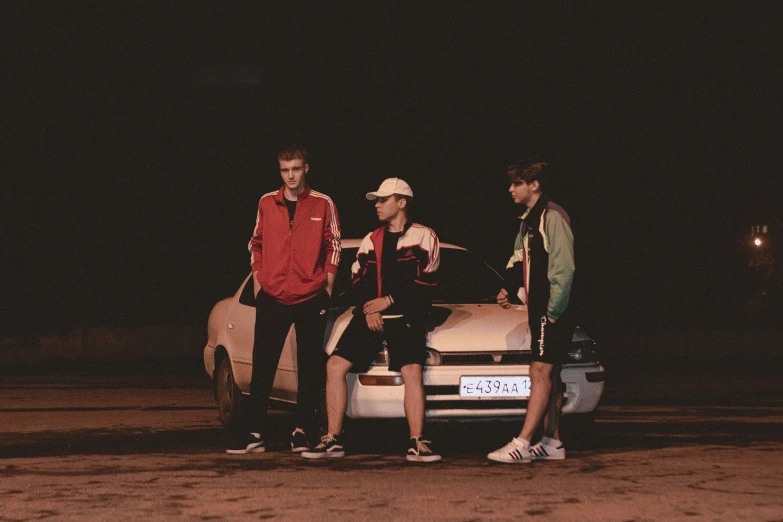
[{"xmin": 365, "ymin": 177, "xmax": 414, "ymax": 200}]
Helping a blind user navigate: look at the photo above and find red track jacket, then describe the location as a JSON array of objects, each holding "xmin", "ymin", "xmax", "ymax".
[{"xmin": 248, "ymin": 186, "xmax": 341, "ymax": 305}]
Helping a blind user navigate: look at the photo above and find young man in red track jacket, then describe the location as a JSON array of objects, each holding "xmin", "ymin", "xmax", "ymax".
[{"xmin": 227, "ymin": 145, "xmax": 341, "ymax": 455}]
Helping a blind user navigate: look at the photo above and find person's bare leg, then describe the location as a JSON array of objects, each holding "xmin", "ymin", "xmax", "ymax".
[
  {"xmin": 325, "ymin": 355, "xmax": 352, "ymax": 435},
  {"xmin": 518, "ymin": 361, "xmax": 553, "ymax": 441},
  {"xmin": 542, "ymin": 365, "xmax": 563, "ymax": 440},
  {"xmin": 400, "ymin": 364, "xmax": 425, "ymax": 438}
]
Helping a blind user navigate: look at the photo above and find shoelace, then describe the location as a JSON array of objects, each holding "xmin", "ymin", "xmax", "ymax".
[
  {"xmin": 314, "ymin": 434, "xmax": 336, "ymax": 449},
  {"xmin": 500, "ymin": 439, "xmax": 524, "ymax": 454},
  {"xmin": 414, "ymin": 439, "xmax": 433, "ymax": 453}
]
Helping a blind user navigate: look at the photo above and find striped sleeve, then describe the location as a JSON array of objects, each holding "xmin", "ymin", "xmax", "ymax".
[
  {"xmin": 544, "ymin": 211, "xmax": 575, "ymax": 321},
  {"xmin": 351, "ymin": 233, "xmax": 374, "ymax": 281},
  {"xmin": 312, "ymin": 191, "xmax": 342, "ymax": 274},
  {"xmin": 414, "ymin": 225, "xmax": 439, "ymax": 286},
  {"xmin": 351, "ymin": 232, "xmax": 377, "ymax": 308}
]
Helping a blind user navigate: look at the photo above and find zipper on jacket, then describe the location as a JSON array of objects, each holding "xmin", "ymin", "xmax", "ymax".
[{"xmin": 287, "ymin": 209, "xmax": 293, "ymax": 301}]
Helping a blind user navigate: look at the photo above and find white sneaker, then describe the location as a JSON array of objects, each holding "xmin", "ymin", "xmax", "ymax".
[
  {"xmin": 487, "ymin": 437, "xmax": 531, "ymax": 463},
  {"xmin": 530, "ymin": 438, "xmax": 566, "ymax": 460}
]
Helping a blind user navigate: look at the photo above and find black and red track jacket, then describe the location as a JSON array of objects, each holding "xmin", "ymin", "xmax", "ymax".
[
  {"xmin": 350, "ymin": 221, "xmax": 439, "ymax": 320},
  {"xmin": 248, "ymin": 185, "xmax": 341, "ymax": 305}
]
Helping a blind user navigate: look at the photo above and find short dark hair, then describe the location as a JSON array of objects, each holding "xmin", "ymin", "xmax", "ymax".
[
  {"xmin": 506, "ymin": 159, "xmax": 551, "ymax": 191},
  {"xmin": 392, "ymin": 193, "xmax": 412, "ymax": 215},
  {"xmin": 278, "ymin": 144, "xmax": 308, "ymax": 164}
]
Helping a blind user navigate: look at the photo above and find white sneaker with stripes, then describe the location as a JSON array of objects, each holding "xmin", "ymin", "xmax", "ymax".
[
  {"xmin": 487, "ymin": 437, "xmax": 531, "ymax": 463},
  {"xmin": 530, "ymin": 438, "xmax": 566, "ymax": 460}
]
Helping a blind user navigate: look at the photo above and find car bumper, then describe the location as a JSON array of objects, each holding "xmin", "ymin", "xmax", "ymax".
[{"xmin": 345, "ymin": 363, "xmax": 605, "ymax": 419}]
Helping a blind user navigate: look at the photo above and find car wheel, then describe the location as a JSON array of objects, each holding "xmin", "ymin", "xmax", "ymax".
[{"xmin": 215, "ymin": 356, "xmax": 245, "ymax": 429}]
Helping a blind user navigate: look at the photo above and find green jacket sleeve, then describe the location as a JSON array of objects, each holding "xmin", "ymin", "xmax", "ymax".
[{"xmin": 544, "ymin": 212, "xmax": 575, "ymax": 320}]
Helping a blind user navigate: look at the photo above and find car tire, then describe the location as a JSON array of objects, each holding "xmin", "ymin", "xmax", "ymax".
[{"xmin": 216, "ymin": 356, "xmax": 245, "ymax": 429}]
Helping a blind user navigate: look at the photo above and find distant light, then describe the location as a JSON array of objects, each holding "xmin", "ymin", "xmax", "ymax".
[{"xmin": 753, "ymin": 238, "xmax": 763, "ymax": 247}]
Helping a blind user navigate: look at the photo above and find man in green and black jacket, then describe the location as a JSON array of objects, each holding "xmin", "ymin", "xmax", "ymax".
[{"xmin": 488, "ymin": 159, "xmax": 576, "ymax": 464}]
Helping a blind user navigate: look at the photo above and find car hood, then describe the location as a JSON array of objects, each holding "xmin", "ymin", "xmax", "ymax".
[{"xmin": 425, "ymin": 304, "xmax": 531, "ymax": 352}]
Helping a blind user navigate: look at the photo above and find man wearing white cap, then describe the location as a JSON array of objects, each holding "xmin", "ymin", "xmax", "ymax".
[{"xmin": 303, "ymin": 178, "xmax": 442, "ymax": 462}]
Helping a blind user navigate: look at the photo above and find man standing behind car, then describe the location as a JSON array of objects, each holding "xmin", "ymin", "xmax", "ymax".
[
  {"xmin": 302, "ymin": 178, "xmax": 441, "ymax": 462},
  {"xmin": 487, "ymin": 159, "xmax": 576, "ymax": 463},
  {"xmin": 226, "ymin": 144, "xmax": 341, "ymax": 455}
]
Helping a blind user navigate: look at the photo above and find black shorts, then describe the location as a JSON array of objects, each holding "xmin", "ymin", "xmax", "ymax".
[
  {"xmin": 331, "ymin": 315, "xmax": 427, "ymax": 373},
  {"xmin": 529, "ymin": 310, "xmax": 574, "ymax": 366}
]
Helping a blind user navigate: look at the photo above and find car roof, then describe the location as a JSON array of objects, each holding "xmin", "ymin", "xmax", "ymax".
[{"xmin": 340, "ymin": 238, "xmax": 465, "ymax": 250}]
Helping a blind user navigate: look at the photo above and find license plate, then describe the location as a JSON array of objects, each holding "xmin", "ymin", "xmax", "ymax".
[{"xmin": 459, "ymin": 376, "xmax": 531, "ymax": 399}]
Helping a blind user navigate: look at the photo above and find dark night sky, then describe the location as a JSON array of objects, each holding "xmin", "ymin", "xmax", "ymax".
[{"xmin": 3, "ymin": 3, "xmax": 782, "ymax": 336}]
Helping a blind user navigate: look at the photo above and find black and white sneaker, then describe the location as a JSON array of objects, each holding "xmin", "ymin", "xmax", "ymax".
[
  {"xmin": 406, "ymin": 437, "xmax": 441, "ymax": 462},
  {"xmin": 530, "ymin": 438, "xmax": 566, "ymax": 460},
  {"xmin": 487, "ymin": 437, "xmax": 531, "ymax": 463},
  {"xmin": 291, "ymin": 428, "xmax": 309, "ymax": 452},
  {"xmin": 301, "ymin": 434, "xmax": 345, "ymax": 459},
  {"xmin": 226, "ymin": 432, "xmax": 265, "ymax": 454}
]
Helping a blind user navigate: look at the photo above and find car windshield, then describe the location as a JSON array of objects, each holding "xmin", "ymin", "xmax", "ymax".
[{"xmin": 334, "ymin": 247, "xmax": 504, "ymax": 305}]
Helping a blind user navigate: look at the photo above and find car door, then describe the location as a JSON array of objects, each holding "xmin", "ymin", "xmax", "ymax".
[{"xmin": 224, "ymin": 275, "xmax": 298, "ymax": 401}]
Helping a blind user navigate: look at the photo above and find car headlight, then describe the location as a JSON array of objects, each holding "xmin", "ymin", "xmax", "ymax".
[{"xmin": 567, "ymin": 340, "xmax": 598, "ymax": 363}]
